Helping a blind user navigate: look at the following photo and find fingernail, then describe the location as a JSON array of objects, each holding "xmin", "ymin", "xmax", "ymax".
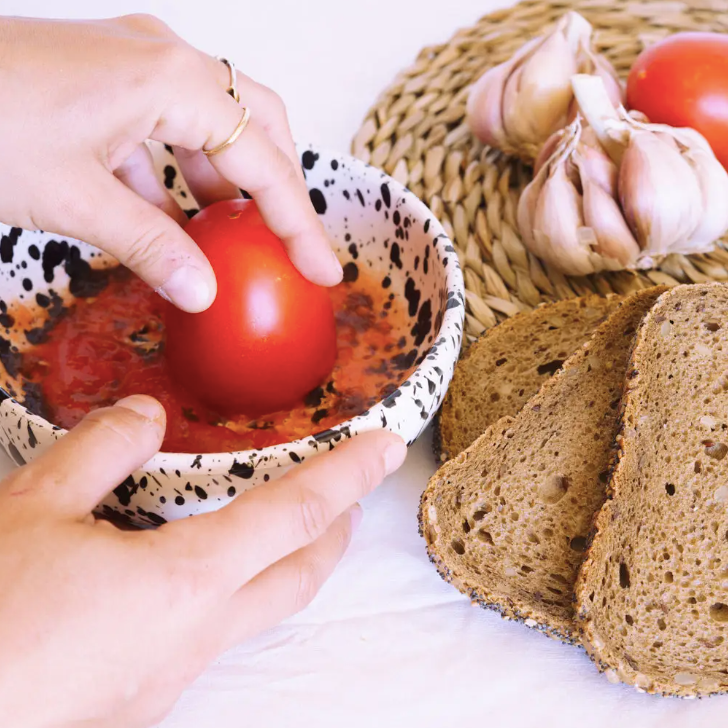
[
  {"xmin": 157, "ymin": 266, "xmax": 214, "ymax": 313},
  {"xmin": 115, "ymin": 395, "xmax": 164, "ymax": 422},
  {"xmin": 383, "ymin": 437, "xmax": 408, "ymax": 474},
  {"xmin": 349, "ymin": 503, "xmax": 363, "ymax": 531},
  {"xmin": 329, "ymin": 249, "xmax": 344, "ymax": 280}
]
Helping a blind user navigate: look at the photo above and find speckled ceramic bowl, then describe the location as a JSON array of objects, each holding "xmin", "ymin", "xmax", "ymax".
[{"xmin": 0, "ymin": 144, "xmax": 464, "ymax": 526}]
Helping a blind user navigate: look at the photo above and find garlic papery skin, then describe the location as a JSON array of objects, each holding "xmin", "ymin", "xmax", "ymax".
[{"xmin": 467, "ymin": 11, "xmax": 623, "ymax": 162}]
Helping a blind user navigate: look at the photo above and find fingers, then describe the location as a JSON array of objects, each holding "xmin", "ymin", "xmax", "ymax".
[
  {"xmin": 151, "ymin": 70, "xmax": 342, "ymax": 287},
  {"xmin": 114, "ymin": 143, "xmax": 189, "ymax": 227},
  {"xmin": 172, "ymin": 146, "xmax": 242, "ymax": 209},
  {"xmin": 206, "ymin": 115, "xmax": 342, "ymax": 286},
  {"xmin": 170, "ymin": 68, "xmax": 302, "ymax": 210},
  {"xmin": 220, "ymin": 506, "xmax": 361, "ymax": 649},
  {"xmin": 230, "ymin": 69, "xmax": 304, "ymax": 183},
  {"xmin": 69, "ymin": 165, "xmax": 217, "ymax": 312},
  {"xmin": 163, "ymin": 430, "xmax": 406, "ymax": 590},
  {"xmin": 0, "ymin": 396, "xmax": 165, "ymax": 520}
]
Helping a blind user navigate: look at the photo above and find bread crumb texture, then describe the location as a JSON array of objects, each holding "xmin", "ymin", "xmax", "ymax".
[{"xmin": 437, "ymin": 295, "xmax": 622, "ymax": 461}]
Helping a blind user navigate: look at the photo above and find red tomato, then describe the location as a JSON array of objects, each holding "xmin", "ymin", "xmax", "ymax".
[
  {"xmin": 165, "ymin": 200, "xmax": 337, "ymax": 416},
  {"xmin": 627, "ymin": 33, "xmax": 728, "ymax": 170}
]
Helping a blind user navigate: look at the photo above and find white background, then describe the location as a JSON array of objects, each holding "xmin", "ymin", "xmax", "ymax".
[{"xmin": 3, "ymin": 1, "xmax": 725, "ymax": 726}]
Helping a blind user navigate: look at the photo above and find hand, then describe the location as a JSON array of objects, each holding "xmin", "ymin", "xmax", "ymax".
[
  {"xmin": 0, "ymin": 15, "xmax": 343, "ymax": 313},
  {"xmin": 0, "ymin": 396, "xmax": 406, "ymax": 728}
]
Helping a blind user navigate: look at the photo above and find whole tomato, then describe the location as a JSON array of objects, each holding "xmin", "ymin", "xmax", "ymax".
[
  {"xmin": 627, "ymin": 33, "xmax": 728, "ymax": 169},
  {"xmin": 165, "ymin": 200, "xmax": 337, "ymax": 417}
]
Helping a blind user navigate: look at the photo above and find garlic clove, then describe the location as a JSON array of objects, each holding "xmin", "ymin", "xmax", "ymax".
[
  {"xmin": 508, "ymin": 28, "xmax": 578, "ymax": 146},
  {"xmin": 466, "ymin": 61, "xmax": 511, "ymax": 150},
  {"xmin": 501, "ymin": 65, "xmax": 526, "ymax": 143},
  {"xmin": 467, "ymin": 36, "xmax": 542, "ymax": 150},
  {"xmin": 532, "ymin": 162, "xmax": 594, "ymax": 276},
  {"xmin": 582, "ymin": 178, "xmax": 640, "ymax": 265},
  {"xmin": 683, "ymin": 146, "xmax": 728, "ymax": 249},
  {"xmin": 575, "ymin": 144, "xmax": 618, "ymax": 197},
  {"xmin": 619, "ymin": 131, "xmax": 703, "ymax": 256},
  {"xmin": 517, "ymin": 164, "xmax": 550, "ymax": 255},
  {"xmin": 525, "ymin": 120, "xmax": 581, "ymax": 250}
]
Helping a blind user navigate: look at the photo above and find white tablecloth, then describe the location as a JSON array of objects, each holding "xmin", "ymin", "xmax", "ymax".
[{"xmin": 4, "ymin": 1, "xmax": 727, "ymax": 725}]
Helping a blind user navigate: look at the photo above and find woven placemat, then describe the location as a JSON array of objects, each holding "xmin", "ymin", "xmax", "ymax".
[{"xmin": 352, "ymin": 0, "xmax": 728, "ymax": 343}]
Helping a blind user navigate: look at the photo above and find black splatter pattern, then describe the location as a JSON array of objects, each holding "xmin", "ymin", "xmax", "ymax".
[
  {"xmin": 342, "ymin": 262, "xmax": 359, "ymax": 283},
  {"xmin": 0, "ymin": 228, "xmax": 21, "ymax": 264},
  {"xmin": 309, "ymin": 188, "xmax": 327, "ymax": 214},
  {"xmin": 302, "ymin": 150, "xmax": 319, "ymax": 170},
  {"xmin": 163, "ymin": 165, "xmax": 176, "ymax": 189}
]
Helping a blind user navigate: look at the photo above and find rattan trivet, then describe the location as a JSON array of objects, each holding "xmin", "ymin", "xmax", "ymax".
[{"xmin": 352, "ymin": 0, "xmax": 728, "ymax": 342}]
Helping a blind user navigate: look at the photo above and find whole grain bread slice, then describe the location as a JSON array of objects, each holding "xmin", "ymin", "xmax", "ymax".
[
  {"xmin": 419, "ymin": 287, "xmax": 666, "ymax": 643},
  {"xmin": 576, "ymin": 283, "xmax": 728, "ymax": 696},
  {"xmin": 436, "ymin": 295, "xmax": 623, "ymax": 461}
]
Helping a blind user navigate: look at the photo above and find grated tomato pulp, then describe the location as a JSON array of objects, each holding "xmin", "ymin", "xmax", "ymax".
[{"xmin": 21, "ymin": 267, "xmax": 416, "ymax": 453}]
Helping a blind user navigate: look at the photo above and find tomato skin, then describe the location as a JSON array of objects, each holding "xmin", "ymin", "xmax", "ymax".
[
  {"xmin": 627, "ymin": 33, "xmax": 728, "ymax": 169},
  {"xmin": 165, "ymin": 200, "xmax": 337, "ymax": 416}
]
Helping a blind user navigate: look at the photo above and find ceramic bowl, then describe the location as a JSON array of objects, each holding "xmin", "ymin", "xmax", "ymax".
[{"xmin": 0, "ymin": 144, "xmax": 464, "ymax": 527}]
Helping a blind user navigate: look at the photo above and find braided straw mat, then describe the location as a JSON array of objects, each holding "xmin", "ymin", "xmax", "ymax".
[{"xmin": 351, "ymin": 0, "xmax": 728, "ymax": 344}]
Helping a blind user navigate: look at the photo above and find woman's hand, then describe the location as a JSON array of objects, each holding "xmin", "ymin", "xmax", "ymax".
[
  {"xmin": 0, "ymin": 15, "xmax": 343, "ymax": 313},
  {"xmin": 0, "ymin": 396, "xmax": 406, "ymax": 728}
]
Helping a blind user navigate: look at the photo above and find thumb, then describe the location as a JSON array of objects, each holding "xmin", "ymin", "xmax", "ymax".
[
  {"xmin": 68, "ymin": 166, "xmax": 217, "ymax": 312},
  {"xmin": 0, "ymin": 396, "xmax": 166, "ymax": 520}
]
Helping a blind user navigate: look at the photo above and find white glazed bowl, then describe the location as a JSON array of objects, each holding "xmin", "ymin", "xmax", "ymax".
[{"xmin": 0, "ymin": 144, "xmax": 464, "ymax": 526}]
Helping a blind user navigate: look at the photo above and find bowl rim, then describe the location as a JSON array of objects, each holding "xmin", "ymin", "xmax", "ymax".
[{"xmin": 2, "ymin": 144, "xmax": 464, "ymax": 472}]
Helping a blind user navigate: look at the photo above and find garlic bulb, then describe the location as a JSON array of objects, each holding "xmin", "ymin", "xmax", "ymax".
[
  {"xmin": 516, "ymin": 76, "xmax": 728, "ymax": 276},
  {"xmin": 572, "ymin": 74, "xmax": 728, "ymax": 259},
  {"xmin": 467, "ymin": 11, "xmax": 623, "ymax": 162},
  {"xmin": 517, "ymin": 118, "xmax": 638, "ymax": 276}
]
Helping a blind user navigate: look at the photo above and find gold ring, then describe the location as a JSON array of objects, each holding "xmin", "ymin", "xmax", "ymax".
[
  {"xmin": 203, "ymin": 107, "xmax": 251, "ymax": 157},
  {"xmin": 216, "ymin": 56, "xmax": 240, "ymax": 103}
]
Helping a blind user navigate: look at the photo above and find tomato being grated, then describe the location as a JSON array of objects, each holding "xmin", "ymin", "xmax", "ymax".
[{"xmin": 20, "ymin": 267, "xmax": 415, "ymax": 453}]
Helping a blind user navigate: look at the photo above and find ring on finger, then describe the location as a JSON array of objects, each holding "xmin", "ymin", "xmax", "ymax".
[
  {"xmin": 203, "ymin": 106, "xmax": 251, "ymax": 157},
  {"xmin": 216, "ymin": 56, "xmax": 240, "ymax": 103}
]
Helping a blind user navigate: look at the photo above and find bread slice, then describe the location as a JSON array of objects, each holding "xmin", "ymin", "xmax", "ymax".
[
  {"xmin": 436, "ymin": 295, "xmax": 623, "ymax": 461},
  {"xmin": 576, "ymin": 283, "xmax": 728, "ymax": 696},
  {"xmin": 419, "ymin": 287, "xmax": 666, "ymax": 643}
]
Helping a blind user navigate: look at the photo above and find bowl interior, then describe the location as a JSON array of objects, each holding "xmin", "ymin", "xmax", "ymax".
[{"xmin": 0, "ymin": 144, "xmax": 461, "ymax": 464}]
